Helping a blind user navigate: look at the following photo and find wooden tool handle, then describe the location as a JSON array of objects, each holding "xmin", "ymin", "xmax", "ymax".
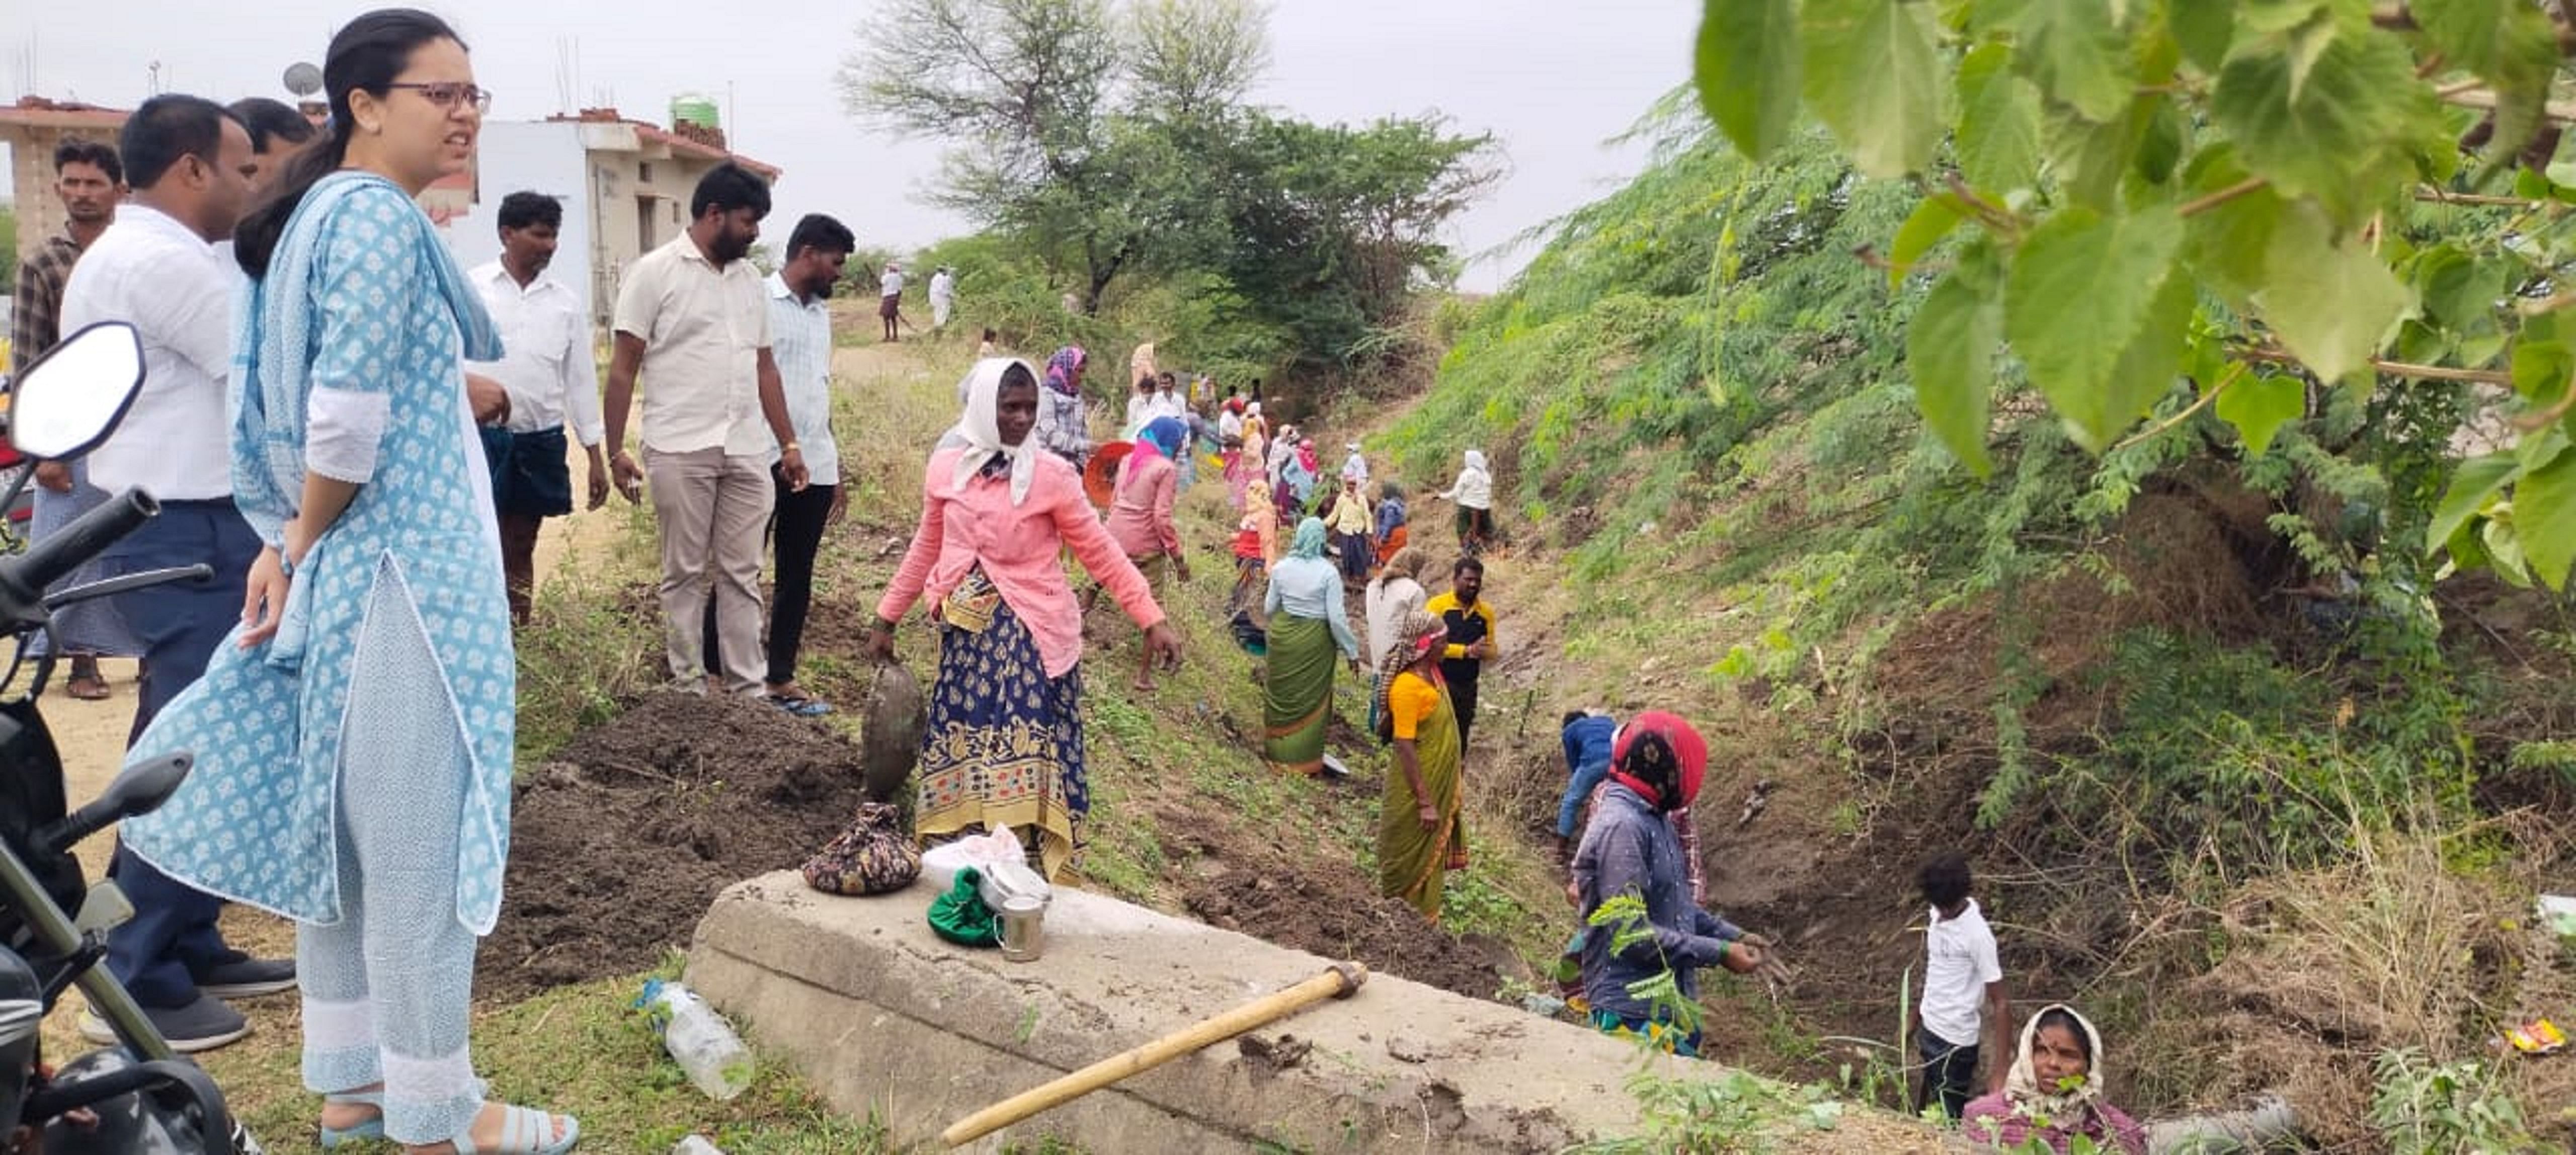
[{"xmin": 941, "ymin": 961, "xmax": 1366, "ymax": 1147}]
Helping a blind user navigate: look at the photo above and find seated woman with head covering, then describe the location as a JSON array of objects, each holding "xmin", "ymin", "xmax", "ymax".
[{"xmin": 1961, "ymin": 1005, "xmax": 2148, "ymax": 1154}]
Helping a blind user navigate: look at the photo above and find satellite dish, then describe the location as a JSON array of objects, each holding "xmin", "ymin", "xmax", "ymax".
[{"xmin": 282, "ymin": 62, "xmax": 323, "ymax": 97}]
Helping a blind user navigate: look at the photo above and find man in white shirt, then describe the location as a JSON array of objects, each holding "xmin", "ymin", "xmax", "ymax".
[
  {"xmin": 699, "ymin": 214, "xmax": 851, "ymax": 716},
  {"xmin": 877, "ymin": 260, "xmax": 905, "ymax": 343},
  {"xmin": 928, "ymin": 265, "xmax": 955, "ymax": 331},
  {"xmin": 605, "ymin": 162, "xmax": 808, "ymax": 696},
  {"xmin": 1915, "ymin": 852, "xmax": 2010, "ymax": 1121},
  {"xmin": 59, "ymin": 94, "xmax": 293, "ymax": 1052},
  {"xmin": 463, "ymin": 192, "xmax": 608, "ymax": 625}
]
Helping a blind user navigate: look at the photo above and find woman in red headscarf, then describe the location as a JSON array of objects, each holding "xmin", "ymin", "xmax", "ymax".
[{"xmin": 1570, "ymin": 712, "xmax": 1787, "ymax": 1056}]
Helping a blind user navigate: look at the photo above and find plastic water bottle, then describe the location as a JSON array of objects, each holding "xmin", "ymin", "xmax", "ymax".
[
  {"xmin": 637, "ymin": 979, "xmax": 754, "ymax": 1100},
  {"xmin": 671, "ymin": 1137, "xmax": 726, "ymax": 1155}
]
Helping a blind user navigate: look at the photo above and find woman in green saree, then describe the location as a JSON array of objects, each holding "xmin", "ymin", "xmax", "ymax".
[
  {"xmin": 1262, "ymin": 518, "xmax": 1363, "ymax": 773},
  {"xmin": 1375, "ymin": 608, "xmax": 1466, "ymax": 920}
]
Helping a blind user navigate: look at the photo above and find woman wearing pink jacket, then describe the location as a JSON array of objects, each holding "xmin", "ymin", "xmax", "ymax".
[{"xmin": 867, "ymin": 358, "xmax": 1181, "ymax": 880}]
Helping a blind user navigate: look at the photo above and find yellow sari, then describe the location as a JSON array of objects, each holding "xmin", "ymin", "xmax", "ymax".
[{"xmin": 1377, "ymin": 672, "xmax": 1464, "ymax": 920}]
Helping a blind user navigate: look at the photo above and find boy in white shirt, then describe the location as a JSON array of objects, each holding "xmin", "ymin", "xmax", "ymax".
[{"xmin": 1916, "ymin": 852, "xmax": 2009, "ymax": 1123}]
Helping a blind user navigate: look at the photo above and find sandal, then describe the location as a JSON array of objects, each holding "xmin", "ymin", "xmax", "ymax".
[
  {"xmin": 64, "ymin": 671, "xmax": 108, "ymax": 701},
  {"xmin": 317, "ymin": 1089, "xmax": 383, "ymax": 1149},
  {"xmin": 454, "ymin": 1103, "xmax": 581, "ymax": 1154},
  {"xmin": 765, "ymin": 693, "xmax": 832, "ymax": 718}
]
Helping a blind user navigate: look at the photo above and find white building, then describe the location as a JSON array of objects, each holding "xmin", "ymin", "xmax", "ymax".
[{"xmin": 438, "ymin": 109, "xmax": 781, "ymax": 330}]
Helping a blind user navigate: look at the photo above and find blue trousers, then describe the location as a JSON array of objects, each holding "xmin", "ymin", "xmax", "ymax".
[
  {"xmin": 103, "ymin": 499, "xmax": 261, "ymax": 1008},
  {"xmin": 1557, "ymin": 757, "xmax": 1612, "ymax": 839}
]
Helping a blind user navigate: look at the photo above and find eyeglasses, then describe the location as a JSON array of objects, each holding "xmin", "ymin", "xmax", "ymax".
[{"xmin": 385, "ymin": 82, "xmax": 492, "ymax": 114}]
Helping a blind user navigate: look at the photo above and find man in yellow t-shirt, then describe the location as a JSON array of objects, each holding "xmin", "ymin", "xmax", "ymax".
[{"xmin": 1423, "ymin": 556, "xmax": 1497, "ymax": 745}]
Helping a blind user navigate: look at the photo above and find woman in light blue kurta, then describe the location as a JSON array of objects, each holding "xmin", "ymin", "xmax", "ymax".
[
  {"xmin": 1261, "ymin": 518, "xmax": 1361, "ymax": 773},
  {"xmin": 119, "ymin": 10, "xmax": 577, "ymax": 1153}
]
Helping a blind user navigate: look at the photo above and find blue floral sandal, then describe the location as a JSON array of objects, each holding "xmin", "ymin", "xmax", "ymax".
[
  {"xmin": 454, "ymin": 1104, "xmax": 581, "ymax": 1154},
  {"xmin": 316, "ymin": 1089, "xmax": 384, "ymax": 1149}
]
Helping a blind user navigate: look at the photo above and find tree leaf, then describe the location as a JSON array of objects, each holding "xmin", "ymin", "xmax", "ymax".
[
  {"xmin": 2047, "ymin": 95, "xmax": 2154, "ymax": 210},
  {"xmin": 2513, "ymin": 340, "xmax": 2573, "ymax": 405},
  {"xmin": 2004, "ymin": 205, "xmax": 2190, "ymax": 451},
  {"xmin": 2180, "ymin": 147, "xmax": 2283, "ymax": 307},
  {"xmin": 2210, "ymin": 23, "xmax": 2432, "ymax": 227},
  {"xmin": 2516, "ymin": 447, "xmax": 2576, "ymax": 589},
  {"xmin": 2214, "ymin": 372, "xmax": 2305, "ymax": 456},
  {"xmin": 2013, "ymin": 0, "xmax": 2133, "ymax": 122},
  {"xmin": 2412, "ymin": 0, "xmax": 2558, "ymax": 160},
  {"xmin": 2168, "ymin": 0, "xmax": 2236, "ymax": 72},
  {"xmin": 2426, "ymin": 452, "xmax": 2520, "ymax": 554},
  {"xmin": 2410, "ymin": 244, "xmax": 2505, "ymax": 332},
  {"xmin": 1801, "ymin": 0, "xmax": 1947, "ymax": 178},
  {"xmin": 2486, "ymin": 514, "xmax": 2535, "ymax": 586},
  {"xmin": 2521, "ymin": 425, "xmax": 2571, "ymax": 474},
  {"xmin": 1889, "ymin": 195, "xmax": 1965, "ymax": 289},
  {"xmin": 2251, "ymin": 201, "xmax": 2414, "ymax": 383},
  {"xmin": 1957, "ymin": 42, "xmax": 2044, "ymax": 194},
  {"xmin": 2135, "ymin": 99, "xmax": 2188, "ymax": 186},
  {"xmin": 1909, "ymin": 260, "xmax": 2003, "ymax": 475},
  {"xmin": 1697, "ymin": 0, "xmax": 1803, "ymax": 159}
]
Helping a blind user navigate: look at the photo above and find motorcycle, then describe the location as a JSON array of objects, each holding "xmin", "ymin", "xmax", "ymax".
[{"xmin": 0, "ymin": 320, "xmax": 252, "ymax": 1154}]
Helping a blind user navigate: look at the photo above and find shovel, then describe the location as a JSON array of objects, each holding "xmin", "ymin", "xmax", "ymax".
[{"xmin": 940, "ymin": 961, "xmax": 1367, "ymax": 1147}]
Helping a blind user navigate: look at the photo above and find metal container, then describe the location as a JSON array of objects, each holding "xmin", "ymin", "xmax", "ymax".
[
  {"xmin": 977, "ymin": 857, "xmax": 1052, "ymax": 913},
  {"xmin": 998, "ymin": 895, "xmax": 1045, "ymax": 962}
]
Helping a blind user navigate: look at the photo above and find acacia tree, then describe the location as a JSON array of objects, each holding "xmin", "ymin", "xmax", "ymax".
[
  {"xmin": 839, "ymin": 0, "xmax": 1263, "ymax": 312},
  {"xmin": 1212, "ymin": 113, "xmax": 1499, "ymax": 374},
  {"xmin": 1696, "ymin": 0, "xmax": 2576, "ymax": 588}
]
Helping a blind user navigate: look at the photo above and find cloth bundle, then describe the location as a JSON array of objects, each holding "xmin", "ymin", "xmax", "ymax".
[
  {"xmin": 928, "ymin": 866, "xmax": 1001, "ymax": 948},
  {"xmin": 801, "ymin": 802, "xmax": 922, "ymax": 896}
]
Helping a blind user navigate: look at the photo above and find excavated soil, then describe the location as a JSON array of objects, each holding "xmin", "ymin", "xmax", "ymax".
[
  {"xmin": 1175, "ymin": 806, "xmax": 1525, "ymax": 1004},
  {"xmin": 477, "ymin": 691, "xmax": 870, "ymax": 1002}
]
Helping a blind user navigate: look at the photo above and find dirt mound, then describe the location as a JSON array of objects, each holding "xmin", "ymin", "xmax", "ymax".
[
  {"xmin": 1183, "ymin": 860, "xmax": 1519, "ymax": 1003},
  {"xmin": 478, "ymin": 691, "xmax": 869, "ymax": 1002}
]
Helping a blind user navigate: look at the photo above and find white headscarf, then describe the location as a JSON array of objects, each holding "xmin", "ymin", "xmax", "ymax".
[
  {"xmin": 2003, "ymin": 1004, "xmax": 2109, "ymax": 1122},
  {"xmin": 1463, "ymin": 449, "xmax": 1489, "ymax": 474},
  {"xmin": 948, "ymin": 357, "xmax": 1042, "ymax": 506}
]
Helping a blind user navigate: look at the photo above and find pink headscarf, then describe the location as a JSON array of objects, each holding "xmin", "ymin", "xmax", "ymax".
[{"xmin": 1044, "ymin": 346, "xmax": 1088, "ymax": 397}]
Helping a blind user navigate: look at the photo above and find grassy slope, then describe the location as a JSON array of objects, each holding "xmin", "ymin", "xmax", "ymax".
[{"xmin": 1368, "ymin": 102, "xmax": 2576, "ymax": 1146}]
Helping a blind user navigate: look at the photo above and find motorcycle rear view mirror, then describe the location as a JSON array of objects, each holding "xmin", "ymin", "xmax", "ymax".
[
  {"xmin": 9, "ymin": 322, "xmax": 144, "ymax": 462},
  {"xmin": 35, "ymin": 753, "xmax": 191, "ymax": 859}
]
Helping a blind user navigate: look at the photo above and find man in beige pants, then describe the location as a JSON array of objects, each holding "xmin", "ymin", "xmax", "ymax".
[{"xmin": 604, "ymin": 161, "xmax": 809, "ymax": 694}]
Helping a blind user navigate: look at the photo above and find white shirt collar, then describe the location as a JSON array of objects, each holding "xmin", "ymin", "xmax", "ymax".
[
  {"xmin": 766, "ymin": 271, "xmax": 820, "ymax": 309},
  {"xmin": 115, "ymin": 201, "xmax": 212, "ymax": 250},
  {"xmin": 476, "ymin": 259, "xmax": 563, "ymax": 296}
]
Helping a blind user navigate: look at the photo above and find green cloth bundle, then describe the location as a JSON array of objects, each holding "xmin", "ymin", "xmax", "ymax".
[{"xmin": 928, "ymin": 866, "xmax": 1000, "ymax": 948}]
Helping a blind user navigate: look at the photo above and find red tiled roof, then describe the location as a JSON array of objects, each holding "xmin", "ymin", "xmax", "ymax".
[{"xmin": 0, "ymin": 97, "xmax": 129, "ymax": 131}]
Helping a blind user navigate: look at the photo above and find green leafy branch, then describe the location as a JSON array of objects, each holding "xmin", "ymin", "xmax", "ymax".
[
  {"xmin": 1696, "ymin": 0, "xmax": 2576, "ymax": 588},
  {"xmin": 1587, "ymin": 890, "xmax": 1708, "ymax": 1043}
]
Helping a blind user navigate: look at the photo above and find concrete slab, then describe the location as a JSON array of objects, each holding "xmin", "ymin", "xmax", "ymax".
[{"xmin": 688, "ymin": 871, "xmax": 1955, "ymax": 1153}]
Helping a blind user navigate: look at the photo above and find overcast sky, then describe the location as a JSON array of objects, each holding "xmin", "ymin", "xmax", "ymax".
[{"xmin": 8, "ymin": 1, "xmax": 1696, "ymax": 291}]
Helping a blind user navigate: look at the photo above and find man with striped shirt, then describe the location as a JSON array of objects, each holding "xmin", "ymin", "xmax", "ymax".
[{"xmin": 703, "ymin": 213, "xmax": 851, "ymax": 715}]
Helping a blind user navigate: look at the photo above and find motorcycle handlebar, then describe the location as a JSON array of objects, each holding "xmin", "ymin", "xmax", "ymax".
[{"xmin": 4, "ymin": 487, "xmax": 155, "ymax": 603}]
